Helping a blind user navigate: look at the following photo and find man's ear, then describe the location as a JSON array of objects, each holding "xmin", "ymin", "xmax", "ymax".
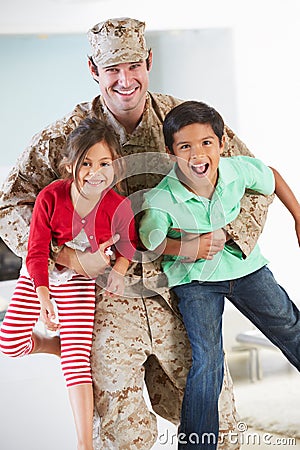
[
  {"xmin": 88, "ymin": 58, "xmax": 99, "ymax": 82},
  {"xmin": 147, "ymin": 49, "xmax": 153, "ymax": 72}
]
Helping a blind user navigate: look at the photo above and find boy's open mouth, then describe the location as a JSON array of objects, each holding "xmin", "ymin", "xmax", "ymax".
[{"xmin": 191, "ymin": 162, "xmax": 209, "ymax": 176}]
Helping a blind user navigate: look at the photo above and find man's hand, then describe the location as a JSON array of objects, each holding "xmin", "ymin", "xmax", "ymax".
[
  {"xmin": 56, "ymin": 234, "xmax": 120, "ymax": 278},
  {"xmin": 180, "ymin": 229, "xmax": 227, "ymax": 262},
  {"xmin": 159, "ymin": 228, "xmax": 227, "ymax": 262}
]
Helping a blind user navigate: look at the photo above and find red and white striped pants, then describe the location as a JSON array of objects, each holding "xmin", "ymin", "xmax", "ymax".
[{"xmin": 0, "ymin": 274, "xmax": 96, "ymax": 387}]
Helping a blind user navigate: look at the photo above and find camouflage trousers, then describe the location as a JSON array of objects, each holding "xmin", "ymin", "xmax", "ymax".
[{"xmin": 91, "ymin": 290, "xmax": 240, "ymax": 450}]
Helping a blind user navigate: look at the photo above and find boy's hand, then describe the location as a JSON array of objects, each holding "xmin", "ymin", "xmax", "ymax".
[
  {"xmin": 295, "ymin": 219, "xmax": 300, "ymax": 247},
  {"xmin": 106, "ymin": 269, "xmax": 125, "ymax": 297}
]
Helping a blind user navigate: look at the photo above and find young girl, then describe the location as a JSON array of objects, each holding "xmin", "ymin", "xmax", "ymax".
[{"xmin": 0, "ymin": 117, "xmax": 137, "ymax": 450}]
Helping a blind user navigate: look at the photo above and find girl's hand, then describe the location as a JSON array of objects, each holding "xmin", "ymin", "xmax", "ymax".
[
  {"xmin": 106, "ymin": 269, "xmax": 125, "ymax": 297},
  {"xmin": 36, "ymin": 286, "xmax": 60, "ymax": 331}
]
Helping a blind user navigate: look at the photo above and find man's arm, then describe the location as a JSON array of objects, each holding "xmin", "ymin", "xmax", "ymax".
[
  {"xmin": 55, "ymin": 234, "xmax": 120, "ymax": 278},
  {"xmin": 0, "ymin": 129, "xmax": 66, "ymax": 258},
  {"xmin": 0, "ymin": 110, "xmax": 85, "ymax": 259},
  {"xmin": 157, "ymin": 230, "xmax": 226, "ymax": 261},
  {"xmin": 0, "ymin": 168, "xmax": 56, "ymax": 258},
  {"xmin": 222, "ymin": 125, "xmax": 275, "ymax": 257},
  {"xmin": 139, "ymin": 201, "xmax": 227, "ymax": 261}
]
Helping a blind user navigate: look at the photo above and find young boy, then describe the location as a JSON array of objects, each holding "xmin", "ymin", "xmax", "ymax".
[{"xmin": 139, "ymin": 100, "xmax": 300, "ymax": 449}]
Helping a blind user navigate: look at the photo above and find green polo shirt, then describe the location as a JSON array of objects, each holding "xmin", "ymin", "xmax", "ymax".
[{"xmin": 139, "ymin": 156, "xmax": 275, "ymax": 287}]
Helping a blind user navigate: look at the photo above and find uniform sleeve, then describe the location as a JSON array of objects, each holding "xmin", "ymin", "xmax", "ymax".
[
  {"xmin": 223, "ymin": 125, "xmax": 275, "ymax": 257},
  {"xmin": 1, "ymin": 106, "xmax": 93, "ymax": 259},
  {"xmin": 0, "ymin": 134, "xmax": 55, "ymax": 258},
  {"xmin": 25, "ymin": 190, "xmax": 54, "ymax": 288}
]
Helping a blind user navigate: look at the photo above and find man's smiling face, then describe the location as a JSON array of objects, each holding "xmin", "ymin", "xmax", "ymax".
[{"xmin": 97, "ymin": 60, "xmax": 150, "ymax": 116}]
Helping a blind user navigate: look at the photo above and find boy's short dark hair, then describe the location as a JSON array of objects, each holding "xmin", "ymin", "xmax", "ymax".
[{"xmin": 163, "ymin": 100, "xmax": 224, "ymax": 153}]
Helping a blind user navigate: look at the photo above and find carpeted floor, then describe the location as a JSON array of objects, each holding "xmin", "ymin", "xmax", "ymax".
[{"xmin": 233, "ymin": 369, "xmax": 300, "ymax": 439}]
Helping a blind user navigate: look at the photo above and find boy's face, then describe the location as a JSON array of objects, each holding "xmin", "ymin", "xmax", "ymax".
[{"xmin": 169, "ymin": 122, "xmax": 225, "ymax": 194}]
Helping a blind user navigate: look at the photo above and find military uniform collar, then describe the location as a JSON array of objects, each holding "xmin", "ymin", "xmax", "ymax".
[{"xmin": 93, "ymin": 93, "xmax": 159, "ymax": 146}]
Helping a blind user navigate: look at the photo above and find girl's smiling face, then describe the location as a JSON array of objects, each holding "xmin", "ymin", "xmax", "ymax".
[
  {"xmin": 170, "ymin": 122, "xmax": 225, "ymax": 196},
  {"xmin": 72, "ymin": 140, "xmax": 115, "ymax": 198}
]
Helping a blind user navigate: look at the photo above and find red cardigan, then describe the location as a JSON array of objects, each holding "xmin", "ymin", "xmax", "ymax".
[{"xmin": 26, "ymin": 179, "xmax": 137, "ymax": 288}]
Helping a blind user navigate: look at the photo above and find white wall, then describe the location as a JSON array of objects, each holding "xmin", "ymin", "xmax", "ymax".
[
  {"xmin": 0, "ymin": 29, "xmax": 237, "ymax": 167},
  {"xmin": 1, "ymin": 0, "xmax": 299, "ymax": 298}
]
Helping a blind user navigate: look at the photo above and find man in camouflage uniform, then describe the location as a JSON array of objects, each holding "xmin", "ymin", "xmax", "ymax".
[{"xmin": 0, "ymin": 18, "xmax": 274, "ymax": 449}]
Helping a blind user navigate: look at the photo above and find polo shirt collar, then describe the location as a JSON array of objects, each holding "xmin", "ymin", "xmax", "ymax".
[{"xmin": 166, "ymin": 166, "xmax": 198, "ymax": 203}]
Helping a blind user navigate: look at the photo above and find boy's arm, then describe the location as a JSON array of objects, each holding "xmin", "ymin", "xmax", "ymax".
[
  {"xmin": 139, "ymin": 203, "xmax": 226, "ymax": 261},
  {"xmin": 269, "ymin": 167, "xmax": 300, "ymax": 245},
  {"xmin": 157, "ymin": 231, "xmax": 226, "ymax": 261},
  {"xmin": 222, "ymin": 125, "xmax": 275, "ymax": 257}
]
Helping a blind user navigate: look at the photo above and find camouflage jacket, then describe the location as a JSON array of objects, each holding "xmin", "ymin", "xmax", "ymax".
[{"xmin": 0, "ymin": 92, "xmax": 274, "ymax": 292}]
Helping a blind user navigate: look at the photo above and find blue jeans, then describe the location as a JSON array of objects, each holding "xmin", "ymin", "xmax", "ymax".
[{"xmin": 173, "ymin": 265, "xmax": 300, "ymax": 449}]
